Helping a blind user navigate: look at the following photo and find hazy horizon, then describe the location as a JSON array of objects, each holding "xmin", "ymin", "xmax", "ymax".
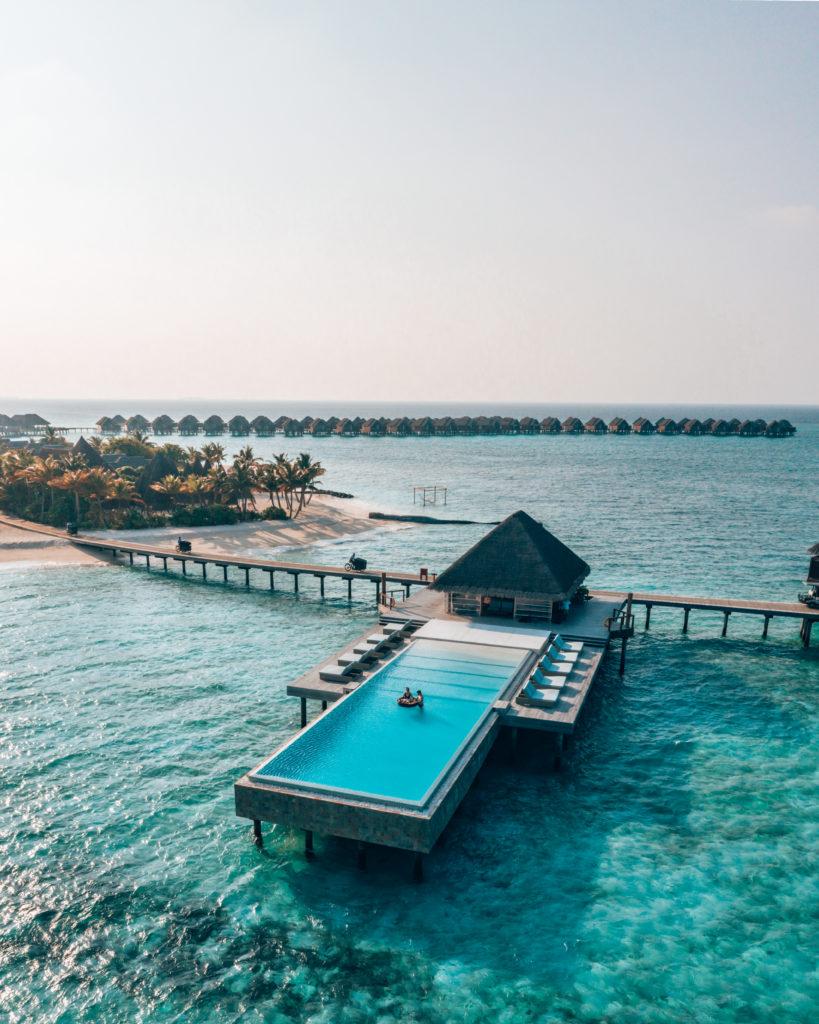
[{"xmin": 2, "ymin": 1, "xmax": 817, "ymax": 403}]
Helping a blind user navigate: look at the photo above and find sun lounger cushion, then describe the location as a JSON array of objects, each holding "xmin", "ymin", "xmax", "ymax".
[
  {"xmin": 519, "ymin": 681, "xmax": 559, "ymax": 707},
  {"xmin": 540, "ymin": 656, "xmax": 571, "ymax": 675},
  {"xmin": 546, "ymin": 644, "xmax": 578, "ymax": 663},
  {"xmin": 553, "ymin": 635, "xmax": 583, "ymax": 653},
  {"xmin": 532, "ymin": 667, "xmax": 563, "ymax": 690}
]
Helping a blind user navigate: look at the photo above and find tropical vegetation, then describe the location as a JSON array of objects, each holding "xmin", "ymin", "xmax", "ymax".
[{"xmin": 0, "ymin": 437, "xmax": 326, "ymax": 530}]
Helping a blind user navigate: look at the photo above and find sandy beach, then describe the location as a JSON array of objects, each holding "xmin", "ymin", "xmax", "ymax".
[{"xmin": 0, "ymin": 496, "xmax": 406, "ymax": 568}]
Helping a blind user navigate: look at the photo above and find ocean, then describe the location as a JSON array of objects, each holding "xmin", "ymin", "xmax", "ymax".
[{"xmin": 1, "ymin": 401, "xmax": 817, "ymax": 1022}]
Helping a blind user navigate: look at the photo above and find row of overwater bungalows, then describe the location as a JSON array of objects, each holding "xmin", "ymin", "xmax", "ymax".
[{"xmin": 91, "ymin": 413, "xmax": 797, "ymax": 438}]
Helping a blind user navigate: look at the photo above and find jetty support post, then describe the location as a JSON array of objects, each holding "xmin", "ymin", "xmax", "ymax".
[
  {"xmin": 304, "ymin": 830, "xmax": 315, "ymax": 859},
  {"xmin": 412, "ymin": 852, "xmax": 424, "ymax": 883},
  {"xmin": 222, "ymin": 564, "xmax": 228, "ymax": 583},
  {"xmin": 253, "ymin": 819, "xmax": 263, "ymax": 848},
  {"xmin": 619, "ymin": 636, "xmax": 627, "ymax": 675},
  {"xmin": 267, "ymin": 569, "xmax": 274, "ymax": 590},
  {"xmin": 181, "ymin": 559, "xmax": 187, "ymax": 576},
  {"xmin": 128, "ymin": 551, "xmax": 134, "ymax": 566},
  {"xmin": 300, "ymin": 697, "xmax": 307, "ymax": 728},
  {"xmin": 318, "ymin": 575, "xmax": 325, "ymax": 598},
  {"xmin": 722, "ymin": 610, "xmax": 730, "ymax": 637},
  {"xmin": 683, "ymin": 607, "xmax": 690, "ymax": 633},
  {"xmin": 645, "ymin": 603, "xmax": 652, "ymax": 629},
  {"xmin": 161, "ymin": 556, "xmax": 168, "ymax": 571},
  {"xmin": 293, "ymin": 573, "xmax": 299, "ymax": 593},
  {"xmin": 762, "ymin": 614, "xmax": 771, "ymax": 639},
  {"xmin": 201, "ymin": 562, "xmax": 207, "ymax": 581},
  {"xmin": 145, "ymin": 554, "xmax": 150, "ymax": 569},
  {"xmin": 347, "ymin": 578, "xmax": 352, "ymax": 600},
  {"xmin": 553, "ymin": 733, "xmax": 565, "ymax": 771},
  {"xmin": 381, "ymin": 572, "xmax": 388, "ymax": 605},
  {"xmin": 244, "ymin": 567, "xmax": 250, "ymax": 587},
  {"xmin": 802, "ymin": 617, "xmax": 813, "ymax": 648}
]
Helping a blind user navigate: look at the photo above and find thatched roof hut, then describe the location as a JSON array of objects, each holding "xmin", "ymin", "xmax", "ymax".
[
  {"xmin": 138, "ymin": 451, "xmax": 182, "ymax": 503},
  {"xmin": 561, "ymin": 417, "xmax": 583, "ymax": 434},
  {"xmin": 540, "ymin": 416, "xmax": 561, "ymax": 434},
  {"xmin": 412, "ymin": 416, "xmax": 435, "ymax": 436},
  {"xmin": 433, "ymin": 416, "xmax": 455, "ymax": 435},
  {"xmin": 308, "ymin": 418, "xmax": 329, "ymax": 435},
  {"xmin": 632, "ymin": 417, "xmax": 655, "ymax": 434},
  {"xmin": 765, "ymin": 419, "xmax": 796, "ymax": 438},
  {"xmin": 325, "ymin": 416, "xmax": 340, "ymax": 431},
  {"xmin": 11, "ymin": 412, "xmax": 49, "ymax": 428},
  {"xmin": 499, "ymin": 417, "xmax": 520, "ymax": 434},
  {"xmin": 283, "ymin": 418, "xmax": 303, "ymax": 436},
  {"xmin": 656, "ymin": 418, "xmax": 680, "ymax": 435},
  {"xmin": 178, "ymin": 415, "xmax": 202, "ymax": 435},
  {"xmin": 608, "ymin": 417, "xmax": 630, "ymax": 434},
  {"xmin": 737, "ymin": 419, "xmax": 758, "ymax": 436},
  {"xmin": 701, "ymin": 418, "xmax": 715, "ymax": 431},
  {"xmin": 203, "ymin": 415, "xmax": 226, "ymax": 435},
  {"xmin": 72, "ymin": 436, "xmax": 103, "ymax": 467},
  {"xmin": 387, "ymin": 417, "xmax": 411, "ymax": 436},
  {"xmin": 682, "ymin": 419, "xmax": 703, "ymax": 435},
  {"xmin": 111, "ymin": 415, "xmax": 127, "ymax": 429},
  {"xmin": 126, "ymin": 415, "xmax": 150, "ymax": 433},
  {"xmin": 229, "ymin": 415, "xmax": 250, "ymax": 436},
  {"xmin": 584, "ymin": 417, "xmax": 606, "ymax": 434},
  {"xmin": 273, "ymin": 415, "xmax": 290, "ymax": 431},
  {"xmin": 431, "ymin": 511, "xmax": 590, "ymax": 620},
  {"xmin": 727, "ymin": 418, "xmax": 741, "ymax": 434},
  {"xmin": 361, "ymin": 417, "xmax": 386, "ymax": 436},
  {"xmin": 251, "ymin": 415, "xmax": 275, "ymax": 435},
  {"xmin": 335, "ymin": 417, "xmax": 352, "ymax": 435},
  {"xmin": 300, "ymin": 417, "xmax": 314, "ymax": 431},
  {"xmin": 776, "ymin": 419, "xmax": 796, "ymax": 437},
  {"xmin": 452, "ymin": 416, "xmax": 474, "ymax": 434},
  {"xmin": 519, "ymin": 416, "xmax": 540, "ymax": 434},
  {"xmin": 151, "ymin": 415, "xmax": 177, "ymax": 435},
  {"xmin": 97, "ymin": 416, "xmax": 119, "ymax": 434},
  {"xmin": 710, "ymin": 419, "xmax": 730, "ymax": 435}
]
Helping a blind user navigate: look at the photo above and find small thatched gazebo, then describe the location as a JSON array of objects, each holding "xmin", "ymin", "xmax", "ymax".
[
  {"xmin": 431, "ymin": 510, "xmax": 589, "ymax": 623},
  {"xmin": 72, "ymin": 436, "xmax": 103, "ymax": 467}
]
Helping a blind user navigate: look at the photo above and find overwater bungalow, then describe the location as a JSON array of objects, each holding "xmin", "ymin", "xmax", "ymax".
[
  {"xmin": 561, "ymin": 417, "xmax": 583, "ymax": 434},
  {"xmin": 766, "ymin": 419, "xmax": 796, "ymax": 438},
  {"xmin": 283, "ymin": 418, "xmax": 303, "ymax": 437},
  {"xmin": 229, "ymin": 415, "xmax": 251, "ymax": 436},
  {"xmin": 97, "ymin": 416, "xmax": 119, "ymax": 434},
  {"xmin": 727, "ymin": 418, "xmax": 741, "ymax": 434},
  {"xmin": 432, "ymin": 510, "xmax": 590, "ymax": 623},
  {"xmin": 251, "ymin": 415, "xmax": 275, "ymax": 436},
  {"xmin": 608, "ymin": 417, "xmax": 630, "ymax": 434},
  {"xmin": 300, "ymin": 417, "xmax": 314, "ymax": 432},
  {"xmin": 632, "ymin": 417, "xmax": 655, "ymax": 434},
  {"xmin": 178, "ymin": 415, "xmax": 202, "ymax": 436},
  {"xmin": 540, "ymin": 416, "xmax": 561, "ymax": 434},
  {"xmin": 710, "ymin": 419, "xmax": 730, "ymax": 436},
  {"xmin": 310, "ymin": 418, "xmax": 331, "ymax": 436},
  {"xmin": 151, "ymin": 415, "xmax": 177, "ymax": 435},
  {"xmin": 584, "ymin": 417, "xmax": 607, "ymax": 434},
  {"xmin": 273, "ymin": 415, "xmax": 290, "ymax": 431},
  {"xmin": 203, "ymin": 415, "xmax": 226, "ymax": 435},
  {"xmin": 335, "ymin": 418, "xmax": 354, "ymax": 436},
  {"xmin": 126, "ymin": 414, "xmax": 150, "ymax": 434},
  {"xmin": 656, "ymin": 418, "xmax": 680, "ymax": 435},
  {"xmin": 737, "ymin": 419, "xmax": 759, "ymax": 436},
  {"xmin": 111, "ymin": 415, "xmax": 127, "ymax": 430},
  {"xmin": 325, "ymin": 416, "xmax": 340, "ymax": 432},
  {"xmin": 412, "ymin": 416, "xmax": 435, "ymax": 436},
  {"xmin": 449, "ymin": 416, "xmax": 471, "ymax": 434},
  {"xmin": 701, "ymin": 417, "xmax": 715, "ymax": 432},
  {"xmin": 752, "ymin": 418, "xmax": 768, "ymax": 435},
  {"xmin": 387, "ymin": 417, "xmax": 412, "ymax": 436},
  {"xmin": 11, "ymin": 412, "xmax": 50, "ymax": 429},
  {"xmin": 519, "ymin": 416, "xmax": 540, "ymax": 434},
  {"xmin": 499, "ymin": 417, "xmax": 520, "ymax": 434},
  {"xmin": 681, "ymin": 419, "xmax": 701, "ymax": 435},
  {"xmin": 361, "ymin": 417, "xmax": 386, "ymax": 437}
]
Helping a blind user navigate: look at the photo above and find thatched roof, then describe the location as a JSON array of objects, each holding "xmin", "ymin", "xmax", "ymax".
[
  {"xmin": 203, "ymin": 415, "xmax": 226, "ymax": 433},
  {"xmin": 178, "ymin": 415, "xmax": 202, "ymax": 434},
  {"xmin": 431, "ymin": 510, "xmax": 589, "ymax": 601},
  {"xmin": 229, "ymin": 415, "xmax": 250, "ymax": 434},
  {"xmin": 11, "ymin": 412, "xmax": 49, "ymax": 427},
  {"xmin": 72, "ymin": 436, "xmax": 103, "ymax": 467},
  {"xmin": 151, "ymin": 415, "xmax": 177, "ymax": 433},
  {"xmin": 126, "ymin": 415, "xmax": 150, "ymax": 431},
  {"xmin": 807, "ymin": 542, "xmax": 819, "ymax": 556}
]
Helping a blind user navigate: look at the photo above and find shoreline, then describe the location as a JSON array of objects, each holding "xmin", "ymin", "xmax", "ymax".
[{"xmin": 0, "ymin": 496, "xmax": 411, "ymax": 568}]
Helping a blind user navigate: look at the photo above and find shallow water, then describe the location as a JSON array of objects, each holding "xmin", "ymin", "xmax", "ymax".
[{"xmin": 1, "ymin": 406, "xmax": 817, "ymax": 1022}]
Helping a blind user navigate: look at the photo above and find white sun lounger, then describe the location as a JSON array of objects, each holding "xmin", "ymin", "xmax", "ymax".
[
  {"xmin": 540, "ymin": 655, "xmax": 572, "ymax": 676},
  {"xmin": 532, "ymin": 667, "xmax": 563, "ymax": 690},
  {"xmin": 320, "ymin": 660, "xmax": 365, "ymax": 682},
  {"xmin": 552, "ymin": 634, "xmax": 583, "ymax": 654},
  {"xmin": 546, "ymin": 643, "xmax": 578, "ymax": 663},
  {"xmin": 517, "ymin": 680, "xmax": 560, "ymax": 707}
]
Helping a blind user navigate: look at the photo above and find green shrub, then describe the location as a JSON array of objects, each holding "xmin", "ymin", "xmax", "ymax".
[
  {"xmin": 170, "ymin": 505, "xmax": 238, "ymax": 527},
  {"xmin": 260, "ymin": 505, "xmax": 288, "ymax": 521}
]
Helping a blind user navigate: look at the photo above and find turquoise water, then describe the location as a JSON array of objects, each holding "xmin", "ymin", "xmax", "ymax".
[
  {"xmin": 1, "ymin": 403, "xmax": 817, "ymax": 1022},
  {"xmin": 255, "ymin": 640, "xmax": 524, "ymax": 803}
]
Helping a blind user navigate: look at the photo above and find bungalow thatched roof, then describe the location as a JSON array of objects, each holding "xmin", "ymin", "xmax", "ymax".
[
  {"xmin": 178, "ymin": 415, "xmax": 202, "ymax": 434},
  {"xmin": 203, "ymin": 415, "xmax": 226, "ymax": 433},
  {"xmin": 431, "ymin": 510, "xmax": 590, "ymax": 602},
  {"xmin": 72, "ymin": 435, "xmax": 103, "ymax": 467}
]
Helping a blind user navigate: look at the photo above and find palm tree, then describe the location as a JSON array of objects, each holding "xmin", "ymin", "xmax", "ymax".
[
  {"xmin": 182, "ymin": 474, "xmax": 211, "ymax": 506},
  {"xmin": 293, "ymin": 452, "xmax": 326, "ymax": 514},
  {"xmin": 105, "ymin": 477, "xmax": 143, "ymax": 511},
  {"xmin": 150, "ymin": 474, "xmax": 188, "ymax": 506},
  {"xmin": 200, "ymin": 442, "xmax": 225, "ymax": 470},
  {"xmin": 83, "ymin": 469, "xmax": 116, "ymax": 527},
  {"xmin": 18, "ymin": 456, "xmax": 62, "ymax": 519},
  {"xmin": 52, "ymin": 469, "xmax": 93, "ymax": 522}
]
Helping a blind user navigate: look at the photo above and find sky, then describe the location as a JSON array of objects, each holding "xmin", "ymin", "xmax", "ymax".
[{"xmin": 0, "ymin": 1, "xmax": 817, "ymax": 404}]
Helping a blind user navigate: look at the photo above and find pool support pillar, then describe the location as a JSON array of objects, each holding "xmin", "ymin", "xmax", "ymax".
[
  {"xmin": 253, "ymin": 819, "xmax": 263, "ymax": 848},
  {"xmin": 553, "ymin": 734, "xmax": 564, "ymax": 771},
  {"xmin": 357, "ymin": 842, "xmax": 367, "ymax": 871},
  {"xmin": 682, "ymin": 607, "xmax": 690, "ymax": 632},
  {"xmin": 619, "ymin": 636, "xmax": 627, "ymax": 675},
  {"xmin": 321, "ymin": 700, "xmax": 327, "ymax": 711},
  {"xmin": 300, "ymin": 697, "xmax": 307, "ymax": 728},
  {"xmin": 412, "ymin": 853, "xmax": 424, "ymax": 883},
  {"xmin": 722, "ymin": 611, "xmax": 730, "ymax": 637},
  {"xmin": 304, "ymin": 830, "xmax": 314, "ymax": 859}
]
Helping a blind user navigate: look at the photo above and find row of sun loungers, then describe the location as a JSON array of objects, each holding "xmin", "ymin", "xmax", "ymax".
[
  {"xmin": 516, "ymin": 635, "xmax": 585, "ymax": 709},
  {"xmin": 319, "ymin": 621, "xmax": 418, "ymax": 683}
]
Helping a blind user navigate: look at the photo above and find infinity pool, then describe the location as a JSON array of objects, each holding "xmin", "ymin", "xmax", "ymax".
[{"xmin": 252, "ymin": 638, "xmax": 527, "ymax": 804}]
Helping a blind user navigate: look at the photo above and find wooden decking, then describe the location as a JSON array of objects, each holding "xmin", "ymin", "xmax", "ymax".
[{"xmin": 501, "ymin": 645, "xmax": 606, "ymax": 735}]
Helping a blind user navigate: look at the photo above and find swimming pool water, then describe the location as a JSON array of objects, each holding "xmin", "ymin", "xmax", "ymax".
[{"xmin": 254, "ymin": 640, "xmax": 525, "ymax": 803}]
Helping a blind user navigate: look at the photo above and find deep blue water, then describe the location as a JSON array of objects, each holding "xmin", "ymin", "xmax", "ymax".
[{"xmin": 1, "ymin": 403, "xmax": 817, "ymax": 1022}]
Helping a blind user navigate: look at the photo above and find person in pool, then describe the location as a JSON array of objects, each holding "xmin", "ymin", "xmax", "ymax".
[{"xmin": 415, "ymin": 689, "xmax": 424, "ymax": 708}]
